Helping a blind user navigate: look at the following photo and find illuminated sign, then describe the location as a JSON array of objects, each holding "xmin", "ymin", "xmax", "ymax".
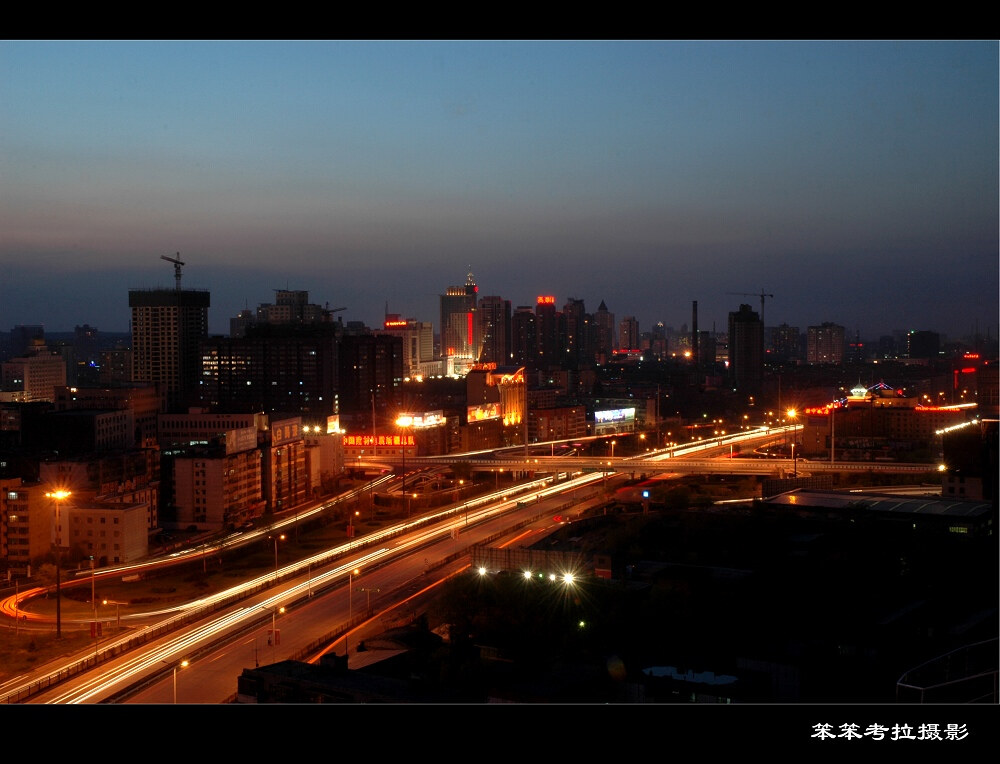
[
  {"xmin": 594, "ymin": 407, "xmax": 636, "ymax": 423},
  {"xmin": 537, "ymin": 295, "xmax": 555, "ymax": 305},
  {"xmin": 342, "ymin": 434, "xmax": 415, "ymax": 447},
  {"xmin": 397, "ymin": 411, "xmax": 444, "ymax": 429},
  {"xmin": 384, "ymin": 320, "xmax": 408, "ymax": 328},
  {"xmin": 467, "ymin": 403, "xmax": 501, "ymax": 422}
]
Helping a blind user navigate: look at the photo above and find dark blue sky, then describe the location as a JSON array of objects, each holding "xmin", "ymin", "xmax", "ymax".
[{"xmin": 1, "ymin": 40, "xmax": 996, "ymax": 340}]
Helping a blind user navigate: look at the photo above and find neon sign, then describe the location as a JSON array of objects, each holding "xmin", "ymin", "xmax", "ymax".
[
  {"xmin": 342, "ymin": 434, "xmax": 415, "ymax": 447},
  {"xmin": 536, "ymin": 295, "xmax": 555, "ymax": 305}
]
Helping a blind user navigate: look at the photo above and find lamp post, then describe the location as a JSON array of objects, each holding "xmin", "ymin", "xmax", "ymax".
[
  {"xmin": 90, "ymin": 555, "xmax": 97, "ymax": 629},
  {"xmin": 270, "ymin": 534, "xmax": 285, "ymax": 583},
  {"xmin": 270, "ymin": 606, "xmax": 285, "ymax": 655},
  {"xmin": 358, "ymin": 586, "xmax": 380, "ymax": 616},
  {"xmin": 395, "ymin": 416, "xmax": 413, "ymax": 520},
  {"xmin": 349, "ymin": 568, "xmax": 360, "ymax": 622},
  {"xmin": 45, "ymin": 489, "xmax": 71, "ymax": 639},
  {"xmin": 103, "ymin": 599, "xmax": 127, "ymax": 629},
  {"xmin": 791, "ymin": 442, "xmax": 798, "ymax": 478},
  {"xmin": 163, "ymin": 658, "xmax": 189, "ymax": 704}
]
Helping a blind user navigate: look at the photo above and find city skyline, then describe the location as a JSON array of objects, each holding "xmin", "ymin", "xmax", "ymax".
[{"xmin": 1, "ymin": 40, "xmax": 997, "ymax": 340}]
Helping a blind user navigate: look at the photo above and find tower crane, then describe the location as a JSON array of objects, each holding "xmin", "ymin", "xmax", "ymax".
[
  {"xmin": 160, "ymin": 253, "xmax": 185, "ymax": 291},
  {"xmin": 727, "ymin": 289, "xmax": 774, "ymax": 325}
]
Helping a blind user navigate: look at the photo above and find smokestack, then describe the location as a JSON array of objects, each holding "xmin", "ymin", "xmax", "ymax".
[{"xmin": 692, "ymin": 300, "xmax": 699, "ymax": 367}]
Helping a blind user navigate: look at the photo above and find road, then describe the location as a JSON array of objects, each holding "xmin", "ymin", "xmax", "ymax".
[{"xmin": 19, "ymin": 474, "xmax": 610, "ymax": 704}]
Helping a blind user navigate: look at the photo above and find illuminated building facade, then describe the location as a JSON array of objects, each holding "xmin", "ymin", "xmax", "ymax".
[
  {"xmin": 1, "ymin": 345, "xmax": 67, "ymax": 402},
  {"xmin": 798, "ymin": 384, "xmax": 975, "ymax": 460},
  {"xmin": 63, "ymin": 499, "xmax": 149, "ymax": 564},
  {"xmin": 382, "ymin": 315, "xmax": 437, "ymax": 378},
  {"xmin": 0, "ymin": 478, "xmax": 52, "ymax": 575},
  {"xmin": 439, "ymin": 273, "xmax": 479, "ymax": 375},
  {"xmin": 129, "ymin": 287, "xmax": 210, "ymax": 413}
]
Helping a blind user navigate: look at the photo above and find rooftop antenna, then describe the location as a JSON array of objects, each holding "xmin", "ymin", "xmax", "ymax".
[{"xmin": 160, "ymin": 252, "xmax": 185, "ymax": 291}]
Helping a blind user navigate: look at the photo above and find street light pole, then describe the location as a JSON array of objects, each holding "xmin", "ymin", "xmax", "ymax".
[{"xmin": 271, "ymin": 534, "xmax": 285, "ymax": 583}]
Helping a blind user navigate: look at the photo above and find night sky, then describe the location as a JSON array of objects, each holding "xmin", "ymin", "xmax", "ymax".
[{"xmin": 2, "ymin": 40, "xmax": 996, "ymax": 341}]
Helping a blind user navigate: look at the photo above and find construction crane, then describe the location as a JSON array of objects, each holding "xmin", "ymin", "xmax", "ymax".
[
  {"xmin": 160, "ymin": 253, "xmax": 185, "ymax": 291},
  {"xmin": 727, "ymin": 289, "xmax": 774, "ymax": 325}
]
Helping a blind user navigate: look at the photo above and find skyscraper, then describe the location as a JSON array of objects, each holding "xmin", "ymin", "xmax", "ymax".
[
  {"xmin": 129, "ymin": 270, "xmax": 210, "ymax": 413},
  {"xmin": 534, "ymin": 296, "xmax": 559, "ymax": 368},
  {"xmin": 439, "ymin": 272, "xmax": 479, "ymax": 375},
  {"xmin": 511, "ymin": 306, "xmax": 537, "ymax": 369},
  {"xmin": 593, "ymin": 300, "xmax": 615, "ymax": 364},
  {"xmin": 477, "ymin": 295, "xmax": 511, "ymax": 366},
  {"xmin": 728, "ymin": 303, "xmax": 763, "ymax": 393}
]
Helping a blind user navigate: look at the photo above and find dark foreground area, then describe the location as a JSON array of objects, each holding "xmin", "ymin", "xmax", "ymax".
[{"xmin": 239, "ymin": 501, "xmax": 998, "ymax": 704}]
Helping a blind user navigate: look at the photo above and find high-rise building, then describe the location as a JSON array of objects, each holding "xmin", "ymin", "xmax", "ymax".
[
  {"xmin": 593, "ymin": 300, "xmax": 616, "ymax": 364},
  {"xmin": 511, "ymin": 306, "xmax": 537, "ymax": 368},
  {"xmin": 561, "ymin": 298, "xmax": 589, "ymax": 368},
  {"xmin": 534, "ymin": 296, "xmax": 559, "ymax": 368},
  {"xmin": 477, "ymin": 296, "xmax": 511, "ymax": 366},
  {"xmin": 439, "ymin": 273, "xmax": 479, "ymax": 375},
  {"xmin": 619, "ymin": 316, "xmax": 639, "ymax": 352},
  {"xmin": 728, "ymin": 303, "xmax": 763, "ymax": 393},
  {"xmin": 129, "ymin": 286, "xmax": 210, "ymax": 413},
  {"xmin": 771, "ymin": 323, "xmax": 801, "ymax": 363},
  {"xmin": 806, "ymin": 322, "xmax": 846, "ymax": 364},
  {"xmin": 200, "ymin": 323, "xmax": 340, "ymax": 423},
  {"xmin": 337, "ymin": 333, "xmax": 404, "ymax": 429},
  {"xmin": 382, "ymin": 314, "xmax": 437, "ymax": 378}
]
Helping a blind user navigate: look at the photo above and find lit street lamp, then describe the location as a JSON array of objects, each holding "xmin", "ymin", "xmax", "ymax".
[
  {"xmin": 102, "ymin": 599, "xmax": 127, "ymax": 629},
  {"xmin": 163, "ymin": 658, "xmax": 189, "ymax": 704}
]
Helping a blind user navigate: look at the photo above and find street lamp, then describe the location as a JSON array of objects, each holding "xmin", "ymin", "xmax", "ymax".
[
  {"xmin": 396, "ymin": 416, "xmax": 413, "ymax": 519},
  {"xmin": 103, "ymin": 599, "xmax": 127, "ymax": 629},
  {"xmin": 269, "ymin": 534, "xmax": 285, "ymax": 582},
  {"xmin": 349, "ymin": 567, "xmax": 360, "ymax": 622},
  {"xmin": 45, "ymin": 490, "xmax": 72, "ymax": 639},
  {"xmin": 164, "ymin": 658, "xmax": 188, "ymax": 704},
  {"xmin": 357, "ymin": 586, "xmax": 380, "ymax": 616}
]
